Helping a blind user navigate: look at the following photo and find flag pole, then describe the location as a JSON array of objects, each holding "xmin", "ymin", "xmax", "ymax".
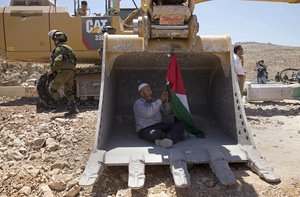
[{"xmin": 165, "ymin": 45, "xmax": 175, "ymax": 92}]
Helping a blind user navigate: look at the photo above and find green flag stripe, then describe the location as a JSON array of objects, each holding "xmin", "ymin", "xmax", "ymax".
[{"xmin": 168, "ymin": 87, "xmax": 204, "ymax": 138}]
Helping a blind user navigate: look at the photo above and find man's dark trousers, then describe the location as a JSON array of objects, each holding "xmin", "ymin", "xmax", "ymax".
[{"xmin": 138, "ymin": 122, "xmax": 185, "ymax": 144}]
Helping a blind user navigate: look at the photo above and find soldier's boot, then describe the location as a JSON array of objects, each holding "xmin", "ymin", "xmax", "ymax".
[
  {"xmin": 55, "ymin": 100, "xmax": 68, "ymax": 111},
  {"xmin": 65, "ymin": 101, "xmax": 79, "ymax": 116}
]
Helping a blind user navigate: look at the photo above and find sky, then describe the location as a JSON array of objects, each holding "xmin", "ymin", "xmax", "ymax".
[{"xmin": 1, "ymin": 0, "xmax": 300, "ymax": 46}]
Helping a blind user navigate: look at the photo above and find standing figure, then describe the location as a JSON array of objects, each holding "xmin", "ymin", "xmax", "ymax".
[
  {"xmin": 78, "ymin": 1, "xmax": 88, "ymax": 16},
  {"xmin": 233, "ymin": 45, "xmax": 245, "ymax": 94},
  {"xmin": 283, "ymin": 73, "xmax": 289, "ymax": 81},
  {"xmin": 256, "ymin": 60, "xmax": 268, "ymax": 84},
  {"xmin": 48, "ymin": 30, "xmax": 79, "ymax": 115},
  {"xmin": 274, "ymin": 72, "xmax": 280, "ymax": 82}
]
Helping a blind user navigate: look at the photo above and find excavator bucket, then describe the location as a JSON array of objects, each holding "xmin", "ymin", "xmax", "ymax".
[{"xmin": 79, "ymin": 34, "xmax": 280, "ymax": 188}]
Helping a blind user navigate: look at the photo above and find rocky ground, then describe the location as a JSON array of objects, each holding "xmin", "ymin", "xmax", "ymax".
[
  {"xmin": 0, "ymin": 97, "xmax": 97, "ymax": 197},
  {"xmin": 0, "ymin": 97, "xmax": 299, "ymax": 197},
  {"xmin": 0, "ymin": 59, "xmax": 49, "ymax": 87}
]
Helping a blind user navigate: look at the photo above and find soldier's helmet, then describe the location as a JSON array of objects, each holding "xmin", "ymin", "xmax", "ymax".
[{"xmin": 48, "ymin": 30, "xmax": 67, "ymax": 42}]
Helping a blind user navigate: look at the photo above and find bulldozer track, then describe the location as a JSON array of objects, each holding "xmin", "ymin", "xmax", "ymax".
[{"xmin": 36, "ymin": 65, "xmax": 101, "ymax": 110}]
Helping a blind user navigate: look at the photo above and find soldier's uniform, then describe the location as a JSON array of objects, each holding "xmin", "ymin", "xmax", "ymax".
[
  {"xmin": 49, "ymin": 43, "xmax": 77, "ymax": 104},
  {"xmin": 48, "ymin": 30, "xmax": 78, "ymax": 114}
]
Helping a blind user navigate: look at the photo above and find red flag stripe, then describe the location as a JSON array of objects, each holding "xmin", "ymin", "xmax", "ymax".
[{"xmin": 166, "ymin": 54, "xmax": 186, "ymax": 95}]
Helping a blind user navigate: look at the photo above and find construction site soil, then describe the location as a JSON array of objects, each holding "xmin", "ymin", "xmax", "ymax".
[{"xmin": 0, "ymin": 42, "xmax": 300, "ymax": 196}]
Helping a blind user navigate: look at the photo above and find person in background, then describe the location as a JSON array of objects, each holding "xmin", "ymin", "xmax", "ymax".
[
  {"xmin": 256, "ymin": 60, "xmax": 268, "ymax": 84},
  {"xmin": 78, "ymin": 1, "xmax": 88, "ymax": 16},
  {"xmin": 233, "ymin": 45, "xmax": 245, "ymax": 94},
  {"xmin": 283, "ymin": 73, "xmax": 289, "ymax": 81},
  {"xmin": 274, "ymin": 72, "xmax": 280, "ymax": 82}
]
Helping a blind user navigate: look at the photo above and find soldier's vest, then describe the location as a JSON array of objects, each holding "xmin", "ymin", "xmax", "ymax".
[{"xmin": 52, "ymin": 44, "xmax": 77, "ymax": 70}]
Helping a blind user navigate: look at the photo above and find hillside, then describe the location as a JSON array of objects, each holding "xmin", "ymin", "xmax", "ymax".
[{"xmin": 238, "ymin": 42, "xmax": 300, "ymax": 80}]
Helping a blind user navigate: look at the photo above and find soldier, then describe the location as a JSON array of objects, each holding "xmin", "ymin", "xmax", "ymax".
[{"xmin": 48, "ymin": 30, "xmax": 79, "ymax": 115}]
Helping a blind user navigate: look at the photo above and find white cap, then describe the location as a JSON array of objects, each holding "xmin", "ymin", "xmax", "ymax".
[
  {"xmin": 138, "ymin": 83, "xmax": 149, "ymax": 92},
  {"xmin": 48, "ymin": 29, "xmax": 59, "ymax": 38}
]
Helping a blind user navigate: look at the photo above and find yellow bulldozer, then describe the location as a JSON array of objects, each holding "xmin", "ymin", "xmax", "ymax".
[{"xmin": 0, "ymin": 0, "xmax": 299, "ymax": 189}]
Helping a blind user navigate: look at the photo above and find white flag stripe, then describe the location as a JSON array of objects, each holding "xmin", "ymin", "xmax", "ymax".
[{"xmin": 175, "ymin": 93, "xmax": 190, "ymax": 112}]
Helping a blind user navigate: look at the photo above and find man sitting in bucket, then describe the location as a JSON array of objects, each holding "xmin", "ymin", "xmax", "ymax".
[{"xmin": 133, "ymin": 82, "xmax": 187, "ymax": 148}]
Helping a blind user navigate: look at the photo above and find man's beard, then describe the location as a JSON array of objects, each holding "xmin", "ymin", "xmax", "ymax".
[{"xmin": 145, "ymin": 96, "xmax": 153, "ymax": 103}]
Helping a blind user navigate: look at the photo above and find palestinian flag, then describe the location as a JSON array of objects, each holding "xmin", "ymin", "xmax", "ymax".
[{"xmin": 166, "ymin": 53, "xmax": 204, "ymax": 138}]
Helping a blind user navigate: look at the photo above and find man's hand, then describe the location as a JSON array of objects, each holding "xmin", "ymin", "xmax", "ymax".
[
  {"xmin": 160, "ymin": 91, "xmax": 169, "ymax": 103},
  {"xmin": 47, "ymin": 69, "xmax": 53, "ymax": 76}
]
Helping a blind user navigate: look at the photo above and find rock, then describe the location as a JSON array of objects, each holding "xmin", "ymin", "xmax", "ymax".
[
  {"xmin": 60, "ymin": 137, "xmax": 72, "ymax": 146},
  {"xmin": 19, "ymin": 186, "xmax": 31, "ymax": 195},
  {"xmin": 26, "ymin": 140, "xmax": 33, "ymax": 146},
  {"xmin": 74, "ymin": 156, "xmax": 83, "ymax": 162},
  {"xmin": 66, "ymin": 179, "xmax": 78, "ymax": 191},
  {"xmin": 37, "ymin": 123, "xmax": 49, "ymax": 133},
  {"xmin": 12, "ymin": 182, "xmax": 24, "ymax": 189},
  {"xmin": 7, "ymin": 150, "xmax": 23, "ymax": 161},
  {"xmin": 13, "ymin": 138, "xmax": 24, "ymax": 146},
  {"xmin": 200, "ymin": 177, "xmax": 216, "ymax": 187},
  {"xmin": 48, "ymin": 180, "xmax": 66, "ymax": 191},
  {"xmin": 48, "ymin": 174, "xmax": 73, "ymax": 191},
  {"xmin": 0, "ymin": 147, "xmax": 8, "ymax": 152},
  {"xmin": 40, "ymin": 184, "xmax": 54, "ymax": 197},
  {"xmin": 19, "ymin": 147, "xmax": 27, "ymax": 154},
  {"xmin": 120, "ymin": 173, "xmax": 128, "ymax": 183},
  {"xmin": 26, "ymin": 78, "xmax": 37, "ymax": 86},
  {"xmin": 29, "ymin": 152, "xmax": 42, "ymax": 160},
  {"xmin": 49, "ymin": 169, "xmax": 60, "ymax": 176},
  {"xmin": 12, "ymin": 114, "xmax": 24, "ymax": 119},
  {"xmin": 51, "ymin": 162, "xmax": 65, "ymax": 170},
  {"xmin": 25, "ymin": 165, "xmax": 40, "ymax": 177},
  {"xmin": 33, "ymin": 138, "xmax": 46, "ymax": 149},
  {"xmin": 55, "ymin": 118, "xmax": 69, "ymax": 124},
  {"xmin": 46, "ymin": 138, "xmax": 59, "ymax": 152},
  {"xmin": 29, "ymin": 73, "xmax": 40, "ymax": 79},
  {"xmin": 8, "ymin": 133, "xmax": 17, "ymax": 140},
  {"xmin": 65, "ymin": 185, "xmax": 81, "ymax": 197}
]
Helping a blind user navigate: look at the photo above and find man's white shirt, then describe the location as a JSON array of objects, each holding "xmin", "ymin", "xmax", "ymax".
[{"xmin": 233, "ymin": 54, "xmax": 245, "ymax": 76}]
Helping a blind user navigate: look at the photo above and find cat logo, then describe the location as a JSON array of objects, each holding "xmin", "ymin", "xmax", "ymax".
[
  {"xmin": 82, "ymin": 17, "xmax": 111, "ymax": 50},
  {"xmin": 85, "ymin": 18, "xmax": 109, "ymax": 34}
]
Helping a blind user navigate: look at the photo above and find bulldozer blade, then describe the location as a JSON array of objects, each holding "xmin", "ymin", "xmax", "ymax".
[
  {"xmin": 242, "ymin": 145, "xmax": 281, "ymax": 183},
  {"xmin": 80, "ymin": 33, "xmax": 280, "ymax": 188},
  {"xmin": 169, "ymin": 148, "xmax": 191, "ymax": 188},
  {"xmin": 128, "ymin": 153, "xmax": 146, "ymax": 189},
  {"xmin": 79, "ymin": 150, "xmax": 106, "ymax": 187},
  {"xmin": 209, "ymin": 149, "xmax": 236, "ymax": 185}
]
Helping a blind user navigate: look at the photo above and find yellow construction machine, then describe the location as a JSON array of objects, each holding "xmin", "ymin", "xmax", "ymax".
[
  {"xmin": 76, "ymin": 0, "xmax": 297, "ymax": 189},
  {"xmin": 0, "ymin": 0, "xmax": 299, "ymax": 189}
]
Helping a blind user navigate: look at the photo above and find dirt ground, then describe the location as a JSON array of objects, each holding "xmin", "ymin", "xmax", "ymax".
[{"xmin": 0, "ymin": 97, "xmax": 299, "ymax": 197}]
